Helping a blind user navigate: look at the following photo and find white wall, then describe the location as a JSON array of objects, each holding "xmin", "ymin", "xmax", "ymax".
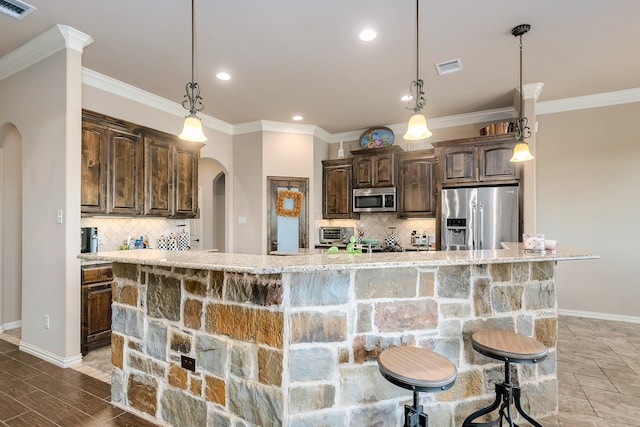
[
  {"xmin": 0, "ymin": 46, "xmax": 83, "ymax": 363},
  {"xmin": 232, "ymin": 132, "xmax": 263, "ymax": 254},
  {"xmin": 536, "ymin": 102, "xmax": 640, "ymax": 317},
  {"xmin": 262, "ymin": 131, "xmax": 315, "ymax": 254}
]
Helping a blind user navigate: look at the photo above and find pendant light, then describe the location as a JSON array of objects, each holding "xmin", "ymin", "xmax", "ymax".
[
  {"xmin": 403, "ymin": 0, "xmax": 432, "ymax": 140},
  {"xmin": 510, "ymin": 24, "xmax": 533, "ymax": 162},
  {"xmin": 179, "ymin": 0, "xmax": 207, "ymax": 142}
]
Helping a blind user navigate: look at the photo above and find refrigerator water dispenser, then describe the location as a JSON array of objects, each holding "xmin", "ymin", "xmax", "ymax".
[{"xmin": 445, "ymin": 218, "xmax": 468, "ymax": 250}]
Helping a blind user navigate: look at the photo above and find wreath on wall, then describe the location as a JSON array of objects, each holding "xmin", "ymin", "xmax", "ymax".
[{"xmin": 276, "ymin": 190, "xmax": 303, "ymax": 218}]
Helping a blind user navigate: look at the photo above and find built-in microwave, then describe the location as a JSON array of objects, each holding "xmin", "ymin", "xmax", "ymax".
[{"xmin": 353, "ymin": 187, "xmax": 396, "ymax": 213}]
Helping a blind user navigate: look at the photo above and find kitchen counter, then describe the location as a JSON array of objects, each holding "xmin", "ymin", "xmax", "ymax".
[
  {"xmin": 79, "ymin": 246, "xmax": 597, "ymax": 426},
  {"xmin": 79, "ymin": 244, "xmax": 595, "ymax": 273}
]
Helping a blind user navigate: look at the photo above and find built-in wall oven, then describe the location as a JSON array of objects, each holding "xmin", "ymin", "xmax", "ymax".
[{"xmin": 353, "ymin": 187, "xmax": 396, "ymax": 213}]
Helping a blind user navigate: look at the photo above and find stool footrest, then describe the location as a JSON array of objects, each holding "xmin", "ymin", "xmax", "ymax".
[
  {"xmin": 404, "ymin": 404, "xmax": 428, "ymax": 427},
  {"xmin": 462, "ymin": 382, "xmax": 544, "ymax": 427}
]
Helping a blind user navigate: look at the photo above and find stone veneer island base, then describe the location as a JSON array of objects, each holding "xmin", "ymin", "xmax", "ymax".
[{"xmin": 79, "ymin": 245, "xmax": 597, "ymax": 427}]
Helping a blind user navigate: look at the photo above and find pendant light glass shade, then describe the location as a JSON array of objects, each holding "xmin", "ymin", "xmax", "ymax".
[
  {"xmin": 179, "ymin": 116, "xmax": 207, "ymax": 142},
  {"xmin": 403, "ymin": 113, "xmax": 432, "ymax": 140},
  {"xmin": 510, "ymin": 142, "xmax": 533, "ymax": 162}
]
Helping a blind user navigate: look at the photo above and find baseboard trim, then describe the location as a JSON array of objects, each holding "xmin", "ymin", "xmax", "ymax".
[
  {"xmin": 559, "ymin": 309, "xmax": 640, "ymax": 324},
  {"xmin": 19, "ymin": 341, "xmax": 83, "ymax": 368},
  {"xmin": 0, "ymin": 320, "xmax": 22, "ymax": 332}
]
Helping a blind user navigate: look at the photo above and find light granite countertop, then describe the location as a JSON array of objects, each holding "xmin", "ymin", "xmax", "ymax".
[{"xmin": 77, "ymin": 244, "xmax": 598, "ymax": 274}]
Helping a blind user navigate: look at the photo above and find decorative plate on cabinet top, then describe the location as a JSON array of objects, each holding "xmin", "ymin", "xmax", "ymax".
[{"xmin": 359, "ymin": 127, "xmax": 395, "ymax": 149}]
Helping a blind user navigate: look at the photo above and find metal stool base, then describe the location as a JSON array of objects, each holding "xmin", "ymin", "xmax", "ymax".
[
  {"xmin": 462, "ymin": 361, "xmax": 543, "ymax": 427},
  {"xmin": 404, "ymin": 391, "xmax": 428, "ymax": 427}
]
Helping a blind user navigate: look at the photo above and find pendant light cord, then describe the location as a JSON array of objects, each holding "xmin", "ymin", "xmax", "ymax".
[
  {"xmin": 415, "ymin": 0, "xmax": 419, "ymax": 83},
  {"xmin": 191, "ymin": 0, "xmax": 195, "ymax": 88},
  {"xmin": 519, "ymin": 33, "xmax": 523, "ymax": 126}
]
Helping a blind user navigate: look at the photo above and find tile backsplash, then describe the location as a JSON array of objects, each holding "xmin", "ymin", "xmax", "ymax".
[
  {"xmin": 315, "ymin": 213, "xmax": 436, "ymax": 247},
  {"xmin": 81, "ymin": 217, "xmax": 190, "ymax": 252}
]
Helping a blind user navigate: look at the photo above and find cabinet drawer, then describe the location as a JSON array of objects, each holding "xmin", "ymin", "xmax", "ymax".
[{"xmin": 81, "ymin": 264, "xmax": 113, "ymax": 285}]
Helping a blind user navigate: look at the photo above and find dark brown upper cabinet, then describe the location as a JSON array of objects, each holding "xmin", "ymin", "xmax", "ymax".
[
  {"xmin": 432, "ymin": 134, "xmax": 521, "ymax": 187},
  {"xmin": 81, "ymin": 110, "xmax": 202, "ymax": 218},
  {"xmin": 397, "ymin": 149, "xmax": 436, "ymax": 218},
  {"xmin": 81, "ymin": 122, "xmax": 108, "ymax": 214},
  {"xmin": 351, "ymin": 146, "xmax": 400, "ymax": 188},
  {"xmin": 108, "ymin": 128, "xmax": 142, "ymax": 215},
  {"xmin": 322, "ymin": 158, "xmax": 356, "ymax": 219},
  {"xmin": 174, "ymin": 144, "xmax": 200, "ymax": 218},
  {"xmin": 143, "ymin": 134, "xmax": 173, "ymax": 216}
]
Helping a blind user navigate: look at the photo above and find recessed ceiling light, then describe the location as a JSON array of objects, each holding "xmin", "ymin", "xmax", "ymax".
[
  {"xmin": 292, "ymin": 115, "xmax": 303, "ymax": 121},
  {"xmin": 401, "ymin": 95, "xmax": 413, "ymax": 102},
  {"xmin": 359, "ymin": 29, "xmax": 377, "ymax": 42},
  {"xmin": 216, "ymin": 72, "xmax": 231, "ymax": 81}
]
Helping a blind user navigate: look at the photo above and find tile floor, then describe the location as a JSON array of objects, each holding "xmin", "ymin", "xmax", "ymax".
[
  {"xmin": 0, "ymin": 316, "xmax": 639, "ymax": 426},
  {"xmin": 0, "ymin": 331, "xmax": 159, "ymax": 426}
]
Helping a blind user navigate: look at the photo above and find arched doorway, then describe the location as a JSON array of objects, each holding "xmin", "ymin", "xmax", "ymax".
[
  {"xmin": 197, "ymin": 157, "xmax": 226, "ymax": 251},
  {"xmin": 0, "ymin": 123, "xmax": 23, "ymax": 333}
]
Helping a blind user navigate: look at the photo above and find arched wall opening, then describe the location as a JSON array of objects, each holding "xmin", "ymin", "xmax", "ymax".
[
  {"xmin": 198, "ymin": 157, "xmax": 227, "ymax": 251},
  {"xmin": 0, "ymin": 123, "xmax": 23, "ymax": 332}
]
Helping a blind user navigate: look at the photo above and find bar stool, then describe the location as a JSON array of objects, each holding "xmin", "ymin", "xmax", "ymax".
[
  {"xmin": 462, "ymin": 330, "xmax": 548, "ymax": 427},
  {"xmin": 378, "ymin": 346, "xmax": 457, "ymax": 427}
]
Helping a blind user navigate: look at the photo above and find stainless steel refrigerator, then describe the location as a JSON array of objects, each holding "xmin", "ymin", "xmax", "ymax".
[{"xmin": 441, "ymin": 185, "xmax": 519, "ymax": 250}]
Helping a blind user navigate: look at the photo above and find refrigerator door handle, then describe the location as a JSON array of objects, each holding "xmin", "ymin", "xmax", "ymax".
[
  {"xmin": 478, "ymin": 201, "xmax": 484, "ymax": 250},
  {"xmin": 471, "ymin": 201, "xmax": 477, "ymax": 250}
]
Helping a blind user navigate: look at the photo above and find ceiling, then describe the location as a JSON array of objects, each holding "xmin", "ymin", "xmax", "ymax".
[{"xmin": 1, "ymin": 0, "xmax": 640, "ymax": 134}]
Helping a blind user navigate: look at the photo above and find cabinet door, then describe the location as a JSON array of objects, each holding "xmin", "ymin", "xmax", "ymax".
[
  {"xmin": 81, "ymin": 122, "xmax": 107, "ymax": 214},
  {"xmin": 108, "ymin": 129, "xmax": 142, "ymax": 215},
  {"xmin": 174, "ymin": 145, "xmax": 199, "ymax": 218},
  {"xmin": 441, "ymin": 146, "xmax": 478, "ymax": 184},
  {"xmin": 373, "ymin": 153, "xmax": 395, "ymax": 187},
  {"xmin": 144, "ymin": 135, "xmax": 173, "ymax": 216},
  {"xmin": 479, "ymin": 142, "xmax": 520, "ymax": 181},
  {"xmin": 323, "ymin": 160, "xmax": 354, "ymax": 219},
  {"xmin": 81, "ymin": 281, "xmax": 113, "ymax": 355},
  {"xmin": 353, "ymin": 157, "xmax": 374, "ymax": 188},
  {"xmin": 397, "ymin": 154, "xmax": 435, "ymax": 218}
]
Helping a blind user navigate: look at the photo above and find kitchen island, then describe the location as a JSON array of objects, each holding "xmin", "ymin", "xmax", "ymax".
[{"xmin": 79, "ymin": 246, "xmax": 597, "ymax": 427}]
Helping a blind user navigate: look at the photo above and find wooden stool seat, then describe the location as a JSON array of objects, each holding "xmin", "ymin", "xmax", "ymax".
[
  {"xmin": 471, "ymin": 330, "xmax": 547, "ymax": 363},
  {"xmin": 378, "ymin": 346, "xmax": 457, "ymax": 392},
  {"xmin": 378, "ymin": 346, "xmax": 457, "ymax": 427}
]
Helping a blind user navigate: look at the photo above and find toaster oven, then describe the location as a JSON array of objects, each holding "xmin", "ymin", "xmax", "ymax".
[{"xmin": 319, "ymin": 226, "xmax": 354, "ymax": 245}]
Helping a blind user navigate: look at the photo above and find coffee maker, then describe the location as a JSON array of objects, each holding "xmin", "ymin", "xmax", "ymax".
[{"xmin": 81, "ymin": 227, "xmax": 99, "ymax": 253}]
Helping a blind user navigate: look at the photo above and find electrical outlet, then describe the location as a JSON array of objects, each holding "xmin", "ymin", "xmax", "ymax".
[
  {"xmin": 44, "ymin": 315, "xmax": 50, "ymax": 329},
  {"xmin": 181, "ymin": 355, "xmax": 195, "ymax": 372}
]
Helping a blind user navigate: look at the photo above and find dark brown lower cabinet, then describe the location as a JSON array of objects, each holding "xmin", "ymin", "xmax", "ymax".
[{"xmin": 81, "ymin": 264, "xmax": 113, "ymax": 355}]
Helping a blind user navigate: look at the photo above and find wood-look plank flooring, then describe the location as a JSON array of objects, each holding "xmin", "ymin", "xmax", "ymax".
[
  {"xmin": 0, "ymin": 336, "xmax": 159, "ymax": 426},
  {"xmin": 1, "ymin": 315, "xmax": 639, "ymax": 426}
]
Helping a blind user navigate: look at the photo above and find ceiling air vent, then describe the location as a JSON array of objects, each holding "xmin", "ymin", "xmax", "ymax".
[
  {"xmin": 435, "ymin": 58, "xmax": 463, "ymax": 76},
  {"xmin": 0, "ymin": 0, "xmax": 36, "ymax": 20}
]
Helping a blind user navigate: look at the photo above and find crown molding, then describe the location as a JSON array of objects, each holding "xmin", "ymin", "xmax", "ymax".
[
  {"xmin": 82, "ymin": 68, "xmax": 234, "ymax": 135},
  {"xmin": 0, "ymin": 25, "xmax": 93, "ymax": 82},
  {"xmin": 58, "ymin": 25, "xmax": 93, "ymax": 53},
  {"xmin": 523, "ymin": 83, "xmax": 544, "ymax": 100},
  {"xmin": 536, "ymin": 87, "xmax": 640, "ymax": 115},
  {"xmin": 326, "ymin": 107, "xmax": 516, "ymax": 143},
  {"xmin": 232, "ymin": 120, "xmax": 331, "ymax": 141}
]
